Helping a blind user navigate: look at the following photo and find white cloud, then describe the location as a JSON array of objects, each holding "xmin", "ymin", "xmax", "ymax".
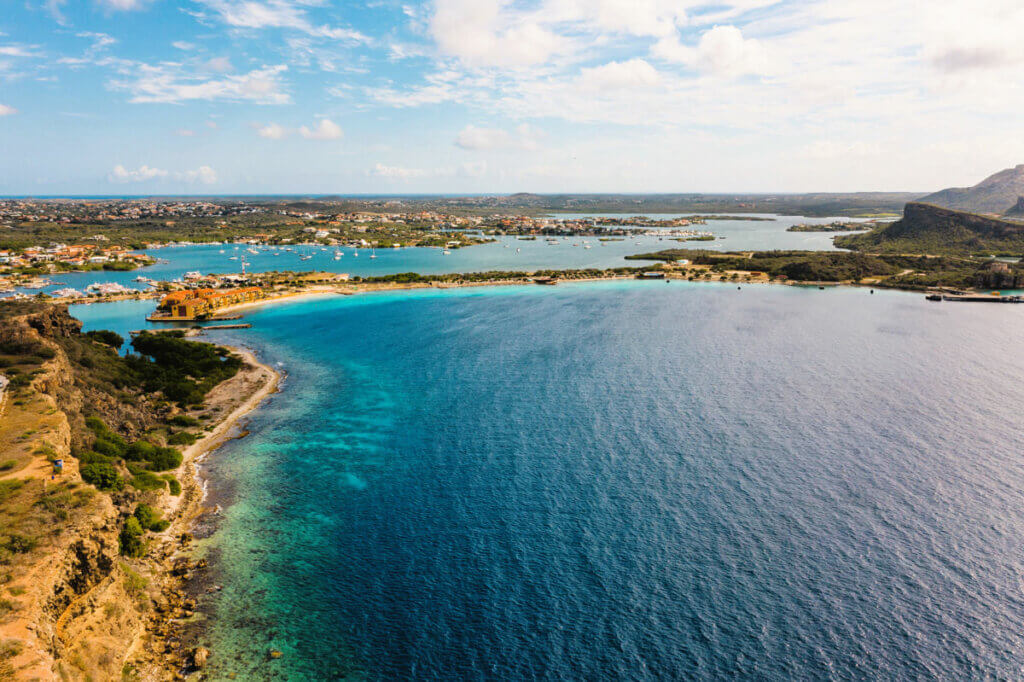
[
  {"xmin": 653, "ymin": 25, "xmax": 769, "ymax": 77},
  {"xmin": 579, "ymin": 58, "xmax": 660, "ymax": 90},
  {"xmin": 196, "ymin": 0, "xmax": 370, "ymax": 43},
  {"xmin": 175, "ymin": 128, "xmax": 196, "ymax": 137},
  {"xmin": 113, "ymin": 64, "xmax": 290, "ymax": 104},
  {"xmin": 172, "ymin": 41, "xmax": 197, "ymax": 51},
  {"xmin": 299, "ymin": 118, "xmax": 342, "ymax": 140},
  {"xmin": 202, "ymin": 56, "xmax": 234, "ymax": 73},
  {"xmin": 178, "ymin": 165, "xmax": 218, "ymax": 184},
  {"xmin": 429, "ymin": 0, "xmax": 561, "ymax": 67},
  {"xmin": 0, "ymin": 104, "xmax": 17, "ymax": 116},
  {"xmin": 0, "ymin": 45, "xmax": 42, "ymax": 58},
  {"xmin": 454, "ymin": 124, "xmax": 539, "ymax": 151},
  {"xmin": 109, "ymin": 164, "xmax": 168, "ymax": 182},
  {"xmin": 109, "ymin": 164, "xmax": 217, "ymax": 184},
  {"xmin": 99, "ymin": 0, "xmax": 150, "ymax": 10},
  {"xmin": 371, "ymin": 163, "xmax": 429, "ymax": 179},
  {"xmin": 258, "ymin": 122, "xmax": 288, "ymax": 139}
]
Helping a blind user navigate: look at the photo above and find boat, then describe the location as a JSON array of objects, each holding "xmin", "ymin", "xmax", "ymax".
[
  {"xmin": 300, "ymin": 255, "xmax": 313, "ymax": 261},
  {"xmin": 370, "ymin": 249, "xmax": 377, "ymax": 259},
  {"xmin": 442, "ymin": 249, "xmax": 451, "ymax": 255}
]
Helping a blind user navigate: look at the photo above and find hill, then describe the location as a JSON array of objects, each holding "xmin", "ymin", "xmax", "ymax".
[
  {"xmin": 835, "ymin": 203, "xmax": 1024, "ymax": 255},
  {"xmin": 1005, "ymin": 196, "xmax": 1024, "ymax": 218},
  {"xmin": 919, "ymin": 164, "xmax": 1024, "ymax": 214}
]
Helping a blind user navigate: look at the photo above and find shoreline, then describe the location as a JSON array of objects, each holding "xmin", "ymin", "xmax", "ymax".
[{"xmin": 131, "ymin": 344, "xmax": 281, "ymax": 676}]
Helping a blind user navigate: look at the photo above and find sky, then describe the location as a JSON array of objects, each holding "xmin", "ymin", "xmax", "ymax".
[{"xmin": 1, "ymin": 0, "xmax": 1024, "ymax": 195}]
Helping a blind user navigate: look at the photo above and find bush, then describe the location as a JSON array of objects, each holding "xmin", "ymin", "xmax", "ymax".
[
  {"xmin": 119, "ymin": 517, "xmax": 145, "ymax": 557},
  {"xmin": 167, "ymin": 431, "xmax": 196, "ymax": 446},
  {"xmin": 93, "ymin": 436, "xmax": 127, "ymax": 458},
  {"xmin": 168, "ymin": 415, "xmax": 200, "ymax": 427},
  {"xmin": 145, "ymin": 446, "xmax": 182, "ymax": 472},
  {"xmin": 0, "ymin": 460, "xmax": 15, "ymax": 472},
  {"xmin": 163, "ymin": 475, "xmax": 181, "ymax": 496},
  {"xmin": 130, "ymin": 471, "xmax": 165, "ymax": 491},
  {"xmin": 76, "ymin": 450, "xmax": 115, "ymax": 466},
  {"xmin": 133, "ymin": 504, "xmax": 165, "ymax": 531},
  {"xmin": 81, "ymin": 463, "xmax": 122, "ymax": 491},
  {"xmin": 3, "ymin": 534, "xmax": 37, "ymax": 554},
  {"xmin": 85, "ymin": 330, "xmax": 124, "ymax": 350}
]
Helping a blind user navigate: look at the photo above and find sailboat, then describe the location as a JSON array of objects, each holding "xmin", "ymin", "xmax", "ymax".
[{"xmin": 369, "ymin": 248, "xmax": 377, "ymax": 259}]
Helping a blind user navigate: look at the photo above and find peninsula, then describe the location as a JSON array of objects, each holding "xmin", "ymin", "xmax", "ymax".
[{"xmin": 0, "ymin": 301, "xmax": 278, "ymax": 679}]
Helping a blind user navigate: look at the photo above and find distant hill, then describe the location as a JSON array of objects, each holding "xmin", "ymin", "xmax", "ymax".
[
  {"xmin": 919, "ymin": 164, "xmax": 1024, "ymax": 214},
  {"xmin": 1005, "ymin": 196, "xmax": 1024, "ymax": 218},
  {"xmin": 835, "ymin": 202, "xmax": 1024, "ymax": 254}
]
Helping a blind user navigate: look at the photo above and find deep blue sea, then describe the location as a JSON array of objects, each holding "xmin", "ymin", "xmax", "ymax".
[{"xmin": 73, "ymin": 282, "xmax": 1024, "ymax": 680}]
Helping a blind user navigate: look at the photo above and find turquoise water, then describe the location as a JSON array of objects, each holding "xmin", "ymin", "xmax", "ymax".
[
  {"xmin": 73, "ymin": 282, "xmax": 1024, "ymax": 679},
  {"xmin": 20, "ymin": 214, "xmax": 858, "ymax": 297}
]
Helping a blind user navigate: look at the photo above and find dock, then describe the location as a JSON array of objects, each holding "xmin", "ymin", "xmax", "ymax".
[
  {"xmin": 926, "ymin": 293, "xmax": 1023, "ymax": 303},
  {"xmin": 130, "ymin": 323, "xmax": 252, "ymax": 336}
]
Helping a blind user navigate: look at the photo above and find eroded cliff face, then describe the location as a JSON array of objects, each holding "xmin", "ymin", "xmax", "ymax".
[{"xmin": 0, "ymin": 306, "xmax": 162, "ymax": 681}]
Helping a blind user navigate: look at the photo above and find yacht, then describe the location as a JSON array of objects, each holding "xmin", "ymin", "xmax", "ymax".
[{"xmin": 442, "ymin": 249, "xmax": 451, "ymax": 255}]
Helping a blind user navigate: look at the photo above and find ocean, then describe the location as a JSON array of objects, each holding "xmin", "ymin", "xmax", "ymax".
[{"xmin": 73, "ymin": 281, "xmax": 1024, "ymax": 680}]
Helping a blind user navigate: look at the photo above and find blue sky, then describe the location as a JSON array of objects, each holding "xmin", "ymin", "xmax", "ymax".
[{"xmin": 1, "ymin": 0, "xmax": 1023, "ymax": 195}]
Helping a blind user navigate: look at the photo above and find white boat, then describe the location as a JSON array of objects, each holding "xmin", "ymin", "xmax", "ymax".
[
  {"xmin": 369, "ymin": 249, "xmax": 377, "ymax": 259},
  {"xmin": 442, "ymin": 249, "xmax": 451, "ymax": 255}
]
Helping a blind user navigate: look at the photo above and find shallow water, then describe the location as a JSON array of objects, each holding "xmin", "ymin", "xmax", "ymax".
[
  {"xmin": 23, "ymin": 214, "xmax": 859, "ymax": 297},
  {"xmin": 77, "ymin": 282, "xmax": 1024, "ymax": 680}
]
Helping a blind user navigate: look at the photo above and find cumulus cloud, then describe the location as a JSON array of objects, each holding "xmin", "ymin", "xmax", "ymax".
[
  {"xmin": 178, "ymin": 165, "xmax": 218, "ymax": 184},
  {"xmin": 0, "ymin": 104, "xmax": 18, "ymax": 116},
  {"xmin": 429, "ymin": 0, "xmax": 561, "ymax": 67},
  {"xmin": 172, "ymin": 41, "xmax": 197, "ymax": 51},
  {"xmin": 109, "ymin": 164, "xmax": 168, "ymax": 182},
  {"xmin": 579, "ymin": 59, "xmax": 660, "ymax": 90},
  {"xmin": 113, "ymin": 64, "xmax": 290, "ymax": 104},
  {"xmin": 258, "ymin": 122, "xmax": 288, "ymax": 139},
  {"xmin": 299, "ymin": 118, "xmax": 342, "ymax": 140},
  {"xmin": 454, "ymin": 124, "xmax": 539, "ymax": 151},
  {"xmin": 109, "ymin": 164, "xmax": 217, "ymax": 184},
  {"xmin": 653, "ymin": 25, "xmax": 768, "ymax": 77}
]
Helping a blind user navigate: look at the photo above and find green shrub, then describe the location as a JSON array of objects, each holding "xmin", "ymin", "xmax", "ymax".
[
  {"xmin": 93, "ymin": 436, "xmax": 127, "ymax": 458},
  {"xmin": 119, "ymin": 517, "xmax": 145, "ymax": 557},
  {"xmin": 133, "ymin": 504, "xmax": 164, "ymax": 531},
  {"xmin": 0, "ymin": 460, "xmax": 15, "ymax": 472},
  {"xmin": 168, "ymin": 415, "xmax": 200, "ymax": 427},
  {"xmin": 76, "ymin": 450, "xmax": 115, "ymax": 466},
  {"xmin": 130, "ymin": 471, "xmax": 165, "ymax": 492},
  {"xmin": 145, "ymin": 446, "xmax": 182, "ymax": 472},
  {"xmin": 81, "ymin": 463, "xmax": 122, "ymax": 491},
  {"xmin": 84, "ymin": 330, "xmax": 124, "ymax": 349},
  {"xmin": 163, "ymin": 475, "xmax": 181, "ymax": 496},
  {"xmin": 3, "ymin": 533, "xmax": 37, "ymax": 554},
  {"xmin": 167, "ymin": 431, "xmax": 196, "ymax": 446}
]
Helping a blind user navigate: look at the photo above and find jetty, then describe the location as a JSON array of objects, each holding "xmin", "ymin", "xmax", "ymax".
[{"xmin": 926, "ymin": 293, "xmax": 1023, "ymax": 303}]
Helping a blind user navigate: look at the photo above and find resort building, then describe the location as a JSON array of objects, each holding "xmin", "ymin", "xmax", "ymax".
[{"xmin": 157, "ymin": 287, "xmax": 263, "ymax": 319}]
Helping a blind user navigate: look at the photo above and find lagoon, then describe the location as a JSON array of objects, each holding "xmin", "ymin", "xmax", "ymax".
[{"xmin": 23, "ymin": 214, "xmax": 863, "ymax": 297}]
